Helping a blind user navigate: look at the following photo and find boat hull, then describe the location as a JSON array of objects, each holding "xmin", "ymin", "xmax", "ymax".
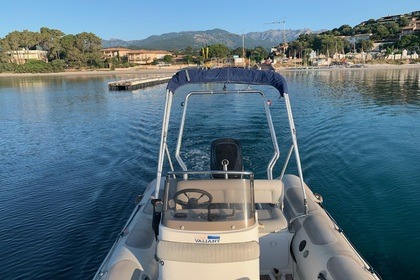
[{"xmin": 94, "ymin": 175, "xmax": 379, "ymax": 280}]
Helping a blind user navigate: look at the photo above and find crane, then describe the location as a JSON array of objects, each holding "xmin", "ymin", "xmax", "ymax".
[{"xmin": 264, "ymin": 17, "xmax": 287, "ymax": 54}]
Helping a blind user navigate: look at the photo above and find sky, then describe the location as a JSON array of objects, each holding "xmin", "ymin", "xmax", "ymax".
[{"xmin": 1, "ymin": 0, "xmax": 419, "ymax": 40}]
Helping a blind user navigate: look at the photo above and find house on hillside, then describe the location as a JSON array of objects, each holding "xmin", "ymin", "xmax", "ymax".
[
  {"xmin": 378, "ymin": 14, "xmax": 402, "ymax": 23},
  {"xmin": 401, "ymin": 17, "xmax": 420, "ymax": 35},
  {"xmin": 101, "ymin": 47, "xmax": 172, "ymax": 64},
  {"xmin": 411, "ymin": 11, "xmax": 420, "ymax": 17},
  {"xmin": 342, "ymin": 34, "xmax": 373, "ymax": 45}
]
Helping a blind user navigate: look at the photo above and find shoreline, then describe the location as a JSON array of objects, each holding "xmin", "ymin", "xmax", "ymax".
[
  {"xmin": 275, "ymin": 62, "xmax": 420, "ymax": 72},
  {"xmin": 0, "ymin": 65, "xmax": 182, "ymax": 78},
  {"xmin": 0, "ymin": 63, "xmax": 419, "ymax": 78}
]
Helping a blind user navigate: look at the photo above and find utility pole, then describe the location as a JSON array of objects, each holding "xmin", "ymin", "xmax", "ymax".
[
  {"xmin": 233, "ymin": 29, "xmax": 246, "ymax": 67},
  {"xmin": 242, "ymin": 33, "xmax": 245, "ymax": 59},
  {"xmin": 235, "ymin": 29, "xmax": 246, "ymax": 59}
]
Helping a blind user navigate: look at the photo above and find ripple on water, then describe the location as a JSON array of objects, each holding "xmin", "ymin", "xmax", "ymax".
[{"xmin": 1, "ymin": 70, "xmax": 420, "ymax": 279}]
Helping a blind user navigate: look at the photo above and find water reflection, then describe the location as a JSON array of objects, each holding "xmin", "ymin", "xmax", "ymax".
[
  {"xmin": 1, "ymin": 69, "xmax": 420, "ymax": 279},
  {"xmin": 284, "ymin": 68, "xmax": 420, "ymax": 106},
  {"xmin": 0, "ymin": 72, "xmax": 163, "ymax": 91},
  {"xmin": 283, "ymin": 68, "xmax": 420, "ymax": 279}
]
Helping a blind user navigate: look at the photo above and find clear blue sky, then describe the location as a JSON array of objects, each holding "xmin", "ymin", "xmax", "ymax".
[{"xmin": 1, "ymin": 0, "xmax": 418, "ymax": 40}]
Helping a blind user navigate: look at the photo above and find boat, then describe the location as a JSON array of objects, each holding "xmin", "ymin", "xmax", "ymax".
[{"xmin": 93, "ymin": 67, "xmax": 381, "ymax": 280}]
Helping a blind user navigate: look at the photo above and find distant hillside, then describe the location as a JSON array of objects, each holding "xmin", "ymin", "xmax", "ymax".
[{"xmin": 102, "ymin": 28, "xmax": 320, "ymax": 50}]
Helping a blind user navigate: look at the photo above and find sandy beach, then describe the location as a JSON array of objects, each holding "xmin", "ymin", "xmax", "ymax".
[{"xmin": 0, "ymin": 63, "xmax": 419, "ymax": 78}]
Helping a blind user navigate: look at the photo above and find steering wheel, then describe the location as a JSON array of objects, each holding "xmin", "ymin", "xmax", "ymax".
[{"xmin": 174, "ymin": 188, "xmax": 213, "ymax": 209}]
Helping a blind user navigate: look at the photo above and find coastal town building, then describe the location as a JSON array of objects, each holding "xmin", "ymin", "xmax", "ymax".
[
  {"xmin": 378, "ymin": 14, "xmax": 403, "ymax": 23},
  {"xmin": 5, "ymin": 49, "xmax": 48, "ymax": 64},
  {"xmin": 101, "ymin": 47, "xmax": 172, "ymax": 64},
  {"xmin": 270, "ymin": 10, "xmax": 420, "ymax": 67},
  {"xmin": 378, "ymin": 11, "xmax": 420, "ymax": 23},
  {"xmin": 386, "ymin": 51, "xmax": 418, "ymax": 60},
  {"xmin": 343, "ymin": 34, "xmax": 373, "ymax": 44},
  {"xmin": 401, "ymin": 17, "xmax": 420, "ymax": 35}
]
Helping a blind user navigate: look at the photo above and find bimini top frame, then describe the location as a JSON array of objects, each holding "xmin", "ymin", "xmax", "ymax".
[
  {"xmin": 175, "ymin": 89, "xmax": 279, "ymax": 179},
  {"xmin": 167, "ymin": 67, "xmax": 288, "ymax": 96},
  {"xmin": 155, "ymin": 68, "xmax": 308, "ymax": 216}
]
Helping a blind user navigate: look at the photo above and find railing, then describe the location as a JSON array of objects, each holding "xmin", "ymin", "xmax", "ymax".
[
  {"xmin": 155, "ymin": 85, "xmax": 308, "ymax": 223},
  {"xmin": 166, "ymin": 170, "xmax": 254, "ymax": 179},
  {"xmin": 174, "ymin": 89, "xmax": 279, "ymax": 180}
]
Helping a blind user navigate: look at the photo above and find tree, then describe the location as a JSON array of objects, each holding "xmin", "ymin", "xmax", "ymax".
[
  {"xmin": 182, "ymin": 47, "xmax": 199, "ymax": 64},
  {"xmin": 182, "ymin": 54, "xmax": 195, "ymax": 64},
  {"xmin": 208, "ymin": 44, "xmax": 229, "ymax": 59},
  {"xmin": 338, "ymin": 24, "xmax": 354, "ymax": 36},
  {"xmin": 296, "ymin": 33, "xmax": 317, "ymax": 46},
  {"xmin": 376, "ymin": 24, "xmax": 390, "ymax": 39},
  {"xmin": 287, "ymin": 40, "xmax": 307, "ymax": 58},
  {"xmin": 398, "ymin": 16, "xmax": 410, "ymax": 27},
  {"xmin": 39, "ymin": 27, "xmax": 64, "ymax": 60},
  {"xmin": 60, "ymin": 32, "xmax": 102, "ymax": 67},
  {"xmin": 302, "ymin": 48, "xmax": 312, "ymax": 66},
  {"xmin": 310, "ymin": 34, "xmax": 347, "ymax": 56},
  {"xmin": 162, "ymin": 55, "xmax": 173, "ymax": 63},
  {"xmin": 0, "ymin": 28, "xmax": 105, "ymax": 71},
  {"xmin": 357, "ymin": 39, "xmax": 374, "ymax": 52},
  {"xmin": 399, "ymin": 34, "xmax": 420, "ymax": 50},
  {"xmin": 183, "ymin": 47, "xmax": 196, "ymax": 56},
  {"xmin": 60, "ymin": 34, "xmax": 81, "ymax": 67},
  {"xmin": 231, "ymin": 47, "xmax": 247, "ymax": 57},
  {"xmin": 250, "ymin": 46, "xmax": 268, "ymax": 63},
  {"xmin": 0, "ymin": 41, "xmax": 9, "ymax": 63},
  {"xmin": 1, "ymin": 31, "xmax": 26, "ymax": 63},
  {"xmin": 385, "ymin": 22, "xmax": 401, "ymax": 38},
  {"xmin": 353, "ymin": 19, "xmax": 376, "ymax": 35},
  {"xmin": 19, "ymin": 30, "xmax": 39, "ymax": 50}
]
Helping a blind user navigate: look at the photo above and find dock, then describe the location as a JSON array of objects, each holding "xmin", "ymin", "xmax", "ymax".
[{"xmin": 108, "ymin": 76, "xmax": 172, "ymax": 91}]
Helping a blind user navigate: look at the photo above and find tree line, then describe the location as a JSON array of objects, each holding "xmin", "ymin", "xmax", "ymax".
[
  {"xmin": 0, "ymin": 27, "xmax": 103, "ymax": 72},
  {"xmin": 1, "ymin": 15, "xmax": 419, "ymax": 73},
  {"xmin": 0, "ymin": 27, "xmax": 270, "ymax": 72},
  {"xmin": 170, "ymin": 15, "xmax": 420, "ymax": 65},
  {"xmin": 178, "ymin": 44, "xmax": 268, "ymax": 65},
  {"xmin": 286, "ymin": 16, "xmax": 420, "ymax": 60}
]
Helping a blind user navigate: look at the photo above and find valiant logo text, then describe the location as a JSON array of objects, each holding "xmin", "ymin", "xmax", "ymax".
[{"xmin": 194, "ymin": 235, "xmax": 220, "ymax": 243}]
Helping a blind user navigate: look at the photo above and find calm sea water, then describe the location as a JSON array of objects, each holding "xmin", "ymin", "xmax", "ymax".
[{"xmin": 1, "ymin": 68, "xmax": 419, "ymax": 280}]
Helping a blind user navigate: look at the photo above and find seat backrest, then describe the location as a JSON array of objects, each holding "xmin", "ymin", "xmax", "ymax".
[
  {"xmin": 176, "ymin": 179, "xmax": 250, "ymax": 204},
  {"xmin": 173, "ymin": 179, "xmax": 283, "ymax": 204},
  {"xmin": 254, "ymin": 180, "xmax": 283, "ymax": 204}
]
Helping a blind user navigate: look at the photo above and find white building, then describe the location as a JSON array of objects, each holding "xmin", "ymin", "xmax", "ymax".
[{"xmin": 6, "ymin": 49, "xmax": 48, "ymax": 64}]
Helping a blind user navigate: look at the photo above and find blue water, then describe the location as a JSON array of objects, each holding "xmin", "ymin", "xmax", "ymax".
[{"xmin": 1, "ymin": 68, "xmax": 419, "ymax": 279}]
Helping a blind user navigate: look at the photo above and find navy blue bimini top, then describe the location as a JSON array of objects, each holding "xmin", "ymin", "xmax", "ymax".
[{"xmin": 166, "ymin": 67, "xmax": 288, "ymax": 96}]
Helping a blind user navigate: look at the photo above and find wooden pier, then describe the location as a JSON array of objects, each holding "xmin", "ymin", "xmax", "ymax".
[{"xmin": 108, "ymin": 76, "xmax": 172, "ymax": 91}]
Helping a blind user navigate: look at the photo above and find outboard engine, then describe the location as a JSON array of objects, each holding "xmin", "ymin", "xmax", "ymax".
[{"xmin": 210, "ymin": 138, "xmax": 243, "ymax": 178}]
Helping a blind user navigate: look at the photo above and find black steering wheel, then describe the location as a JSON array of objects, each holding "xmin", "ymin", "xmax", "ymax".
[{"xmin": 174, "ymin": 188, "xmax": 213, "ymax": 209}]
